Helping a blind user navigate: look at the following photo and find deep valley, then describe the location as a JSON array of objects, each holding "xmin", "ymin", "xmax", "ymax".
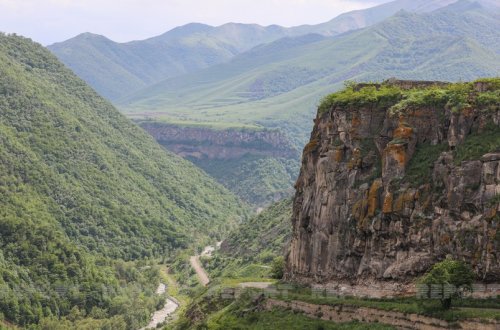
[{"xmin": 0, "ymin": 0, "xmax": 499, "ymax": 329}]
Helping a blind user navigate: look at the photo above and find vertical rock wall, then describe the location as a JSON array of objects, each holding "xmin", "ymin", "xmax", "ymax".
[{"xmin": 285, "ymin": 81, "xmax": 500, "ymax": 286}]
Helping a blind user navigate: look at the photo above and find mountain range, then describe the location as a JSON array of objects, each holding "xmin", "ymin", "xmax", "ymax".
[
  {"xmin": 48, "ymin": 0, "xmax": 492, "ymax": 101},
  {"xmin": 120, "ymin": 1, "xmax": 500, "ymax": 138}
]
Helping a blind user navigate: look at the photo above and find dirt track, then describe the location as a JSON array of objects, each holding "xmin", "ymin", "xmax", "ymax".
[{"xmin": 190, "ymin": 255, "xmax": 210, "ymax": 286}]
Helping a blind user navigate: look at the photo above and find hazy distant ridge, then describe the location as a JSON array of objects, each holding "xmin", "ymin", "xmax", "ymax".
[{"xmin": 48, "ymin": 0, "xmax": 475, "ymax": 100}]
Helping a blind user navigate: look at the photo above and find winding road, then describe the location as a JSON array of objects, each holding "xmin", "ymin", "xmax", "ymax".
[
  {"xmin": 189, "ymin": 243, "xmax": 274, "ymax": 290},
  {"xmin": 190, "ymin": 255, "xmax": 210, "ymax": 286},
  {"xmin": 190, "ymin": 243, "xmax": 220, "ymax": 286}
]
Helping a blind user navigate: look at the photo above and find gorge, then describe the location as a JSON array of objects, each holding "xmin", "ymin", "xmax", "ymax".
[{"xmin": 1, "ymin": 0, "xmax": 500, "ymax": 328}]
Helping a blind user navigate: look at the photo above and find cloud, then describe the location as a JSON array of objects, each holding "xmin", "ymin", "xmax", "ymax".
[{"xmin": 0, "ymin": 0, "xmax": 391, "ymax": 45}]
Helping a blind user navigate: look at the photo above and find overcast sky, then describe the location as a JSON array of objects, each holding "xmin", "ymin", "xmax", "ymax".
[{"xmin": 0, "ymin": 0, "xmax": 393, "ymax": 45}]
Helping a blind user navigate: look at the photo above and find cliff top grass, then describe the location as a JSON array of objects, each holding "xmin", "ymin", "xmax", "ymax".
[
  {"xmin": 318, "ymin": 78, "xmax": 500, "ymax": 115},
  {"xmin": 130, "ymin": 114, "xmax": 267, "ymax": 131}
]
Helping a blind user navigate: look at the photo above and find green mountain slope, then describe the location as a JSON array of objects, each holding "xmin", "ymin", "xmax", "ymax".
[
  {"xmin": 0, "ymin": 34, "xmax": 246, "ymax": 327},
  {"xmin": 220, "ymin": 198, "xmax": 292, "ymax": 261},
  {"xmin": 121, "ymin": 2, "xmax": 500, "ymax": 147},
  {"xmin": 48, "ymin": 24, "xmax": 290, "ymax": 101},
  {"xmin": 48, "ymin": 0, "xmax": 469, "ymax": 102},
  {"xmin": 289, "ymin": 0, "xmax": 459, "ymax": 36}
]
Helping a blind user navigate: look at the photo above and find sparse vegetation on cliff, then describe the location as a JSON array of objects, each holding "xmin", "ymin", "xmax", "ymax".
[
  {"xmin": 189, "ymin": 155, "xmax": 298, "ymax": 207},
  {"xmin": 319, "ymin": 78, "xmax": 500, "ymax": 116},
  {"xmin": 453, "ymin": 123, "xmax": 500, "ymax": 164},
  {"xmin": 318, "ymin": 82, "xmax": 402, "ymax": 113},
  {"xmin": 405, "ymin": 142, "xmax": 448, "ymax": 186}
]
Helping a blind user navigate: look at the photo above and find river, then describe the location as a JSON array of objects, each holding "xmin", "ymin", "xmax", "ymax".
[{"xmin": 140, "ymin": 283, "xmax": 179, "ymax": 330}]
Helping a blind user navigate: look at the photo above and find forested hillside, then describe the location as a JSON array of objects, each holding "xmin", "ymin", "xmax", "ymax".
[
  {"xmin": 189, "ymin": 155, "xmax": 298, "ymax": 206},
  {"xmin": 48, "ymin": 24, "xmax": 291, "ymax": 100},
  {"xmin": 0, "ymin": 33, "xmax": 246, "ymax": 328}
]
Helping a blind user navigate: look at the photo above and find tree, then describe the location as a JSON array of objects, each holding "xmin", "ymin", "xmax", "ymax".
[{"xmin": 418, "ymin": 258, "xmax": 475, "ymax": 309}]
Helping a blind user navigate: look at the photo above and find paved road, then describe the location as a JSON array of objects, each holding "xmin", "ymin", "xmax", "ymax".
[{"xmin": 190, "ymin": 255, "xmax": 210, "ymax": 286}]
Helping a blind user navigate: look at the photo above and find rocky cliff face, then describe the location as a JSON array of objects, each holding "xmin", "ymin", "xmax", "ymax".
[
  {"xmin": 285, "ymin": 79, "xmax": 500, "ymax": 288},
  {"xmin": 139, "ymin": 121, "xmax": 300, "ymax": 206},
  {"xmin": 139, "ymin": 122, "xmax": 297, "ymax": 159}
]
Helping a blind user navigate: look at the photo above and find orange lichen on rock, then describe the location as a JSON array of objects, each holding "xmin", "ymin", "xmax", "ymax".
[
  {"xmin": 487, "ymin": 228, "xmax": 496, "ymax": 240},
  {"xmin": 304, "ymin": 139, "xmax": 319, "ymax": 154},
  {"xmin": 390, "ymin": 189, "xmax": 416, "ymax": 213},
  {"xmin": 487, "ymin": 242, "xmax": 494, "ymax": 254},
  {"xmin": 414, "ymin": 190, "xmax": 421, "ymax": 200},
  {"xmin": 410, "ymin": 109, "xmax": 429, "ymax": 118},
  {"xmin": 485, "ymin": 207, "xmax": 497, "ymax": 219},
  {"xmin": 440, "ymin": 233, "xmax": 451, "ymax": 244},
  {"xmin": 351, "ymin": 113, "xmax": 361, "ymax": 127},
  {"xmin": 462, "ymin": 106, "xmax": 474, "ymax": 117},
  {"xmin": 420, "ymin": 195, "xmax": 431, "ymax": 211},
  {"xmin": 349, "ymin": 113, "xmax": 361, "ymax": 137},
  {"xmin": 352, "ymin": 199, "xmax": 368, "ymax": 228},
  {"xmin": 334, "ymin": 147, "xmax": 343, "ymax": 162},
  {"xmin": 403, "ymin": 190, "xmax": 415, "ymax": 202},
  {"xmin": 385, "ymin": 143, "xmax": 407, "ymax": 166},
  {"xmin": 368, "ymin": 179, "xmax": 383, "ymax": 217},
  {"xmin": 393, "ymin": 115, "xmax": 413, "ymax": 139},
  {"xmin": 474, "ymin": 250, "xmax": 481, "ymax": 262},
  {"xmin": 382, "ymin": 192, "xmax": 393, "ymax": 213}
]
